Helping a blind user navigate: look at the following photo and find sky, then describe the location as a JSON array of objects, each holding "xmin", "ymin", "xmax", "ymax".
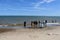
[{"xmin": 0, "ymin": 0, "xmax": 60, "ymax": 16}]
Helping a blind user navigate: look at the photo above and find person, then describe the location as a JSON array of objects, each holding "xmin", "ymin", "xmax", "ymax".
[
  {"xmin": 39, "ymin": 22, "xmax": 43, "ymax": 28},
  {"xmin": 39, "ymin": 21, "xmax": 41, "ymax": 23},
  {"xmin": 41, "ymin": 20, "xmax": 47, "ymax": 28},
  {"xmin": 52, "ymin": 20, "xmax": 54, "ymax": 23},
  {"xmin": 24, "ymin": 21, "xmax": 26, "ymax": 28},
  {"xmin": 31, "ymin": 21, "xmax": 33, "ymax": 28},
  {"xmin": 34, "ymin": 21, "xmax": 38, "ymax": 28},
  {"xmin": 44, "ymin": 20, "xmax": 47, "ymax": 27},
  {"xmin": 37, "ymin": 21, "xmax": 41, "ymax": 28},
  {"xmin": 45, "ymin": 20, "xmax": 47, "ymax": 23}
]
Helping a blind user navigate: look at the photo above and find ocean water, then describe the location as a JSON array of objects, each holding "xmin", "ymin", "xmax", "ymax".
[
  {"xmin": 0, "ymin": 16, "xmax": 60, "ymax": 24},
  {"xmin": 0, "ymin": 16, "xmax": 60, "ymax": 28}
]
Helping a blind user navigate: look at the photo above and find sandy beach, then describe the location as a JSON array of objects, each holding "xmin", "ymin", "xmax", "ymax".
[{"xmin": 0, "ymin": 26, "xmax": 60, "ymax": 40}]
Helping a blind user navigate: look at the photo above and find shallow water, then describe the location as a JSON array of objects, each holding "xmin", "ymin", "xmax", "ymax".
[
  {"xmin": 0, "ymin": 16, "xmax": 60, "ymax": 24},
  {"xmin": 0, "ymin": 16, "xmax": 60, "ymax": 29}
]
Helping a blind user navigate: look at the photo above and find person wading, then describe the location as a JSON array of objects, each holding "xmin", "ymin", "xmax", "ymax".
[
  {"xmin": 34, "ymin": 21, "xmax": 38, "ymax": 28},
  {"xmin": 24, "ymin": 21, "xmax": 26, "ymax": 28}
]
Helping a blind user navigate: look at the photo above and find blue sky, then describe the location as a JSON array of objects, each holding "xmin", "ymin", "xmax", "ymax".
[{"xmin": 0, "ymin": 0, "xmax": 60, "ymax": 16}]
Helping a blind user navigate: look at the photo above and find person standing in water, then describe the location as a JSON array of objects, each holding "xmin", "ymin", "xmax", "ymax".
[
  {"xmin": 44, "ymin": 20, "xmax": 47, "ymax": 27},
  {"xmin": 34, "ymin": 21, "xmax": 38, "ymax": 28},
  {"xmin": 24, "ymin": 21, "xmax": 26, "ymax": 28},
  {"xmin": 38, "ymin": 21, "xmax": 41, "ymax": 28},
  {"xmin": 41, "ymin": 20, "xmax": 47, "ymax": 28},
  {"xmin": 39, "ymin": 21, "xmax": 43, "ymax": 28}
]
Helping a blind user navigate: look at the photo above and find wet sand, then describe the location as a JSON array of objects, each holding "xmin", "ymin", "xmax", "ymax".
[
  {"xmin": 0, "ymin": 26, "xmax": 60, "ymax": 40},
  {"xmin": 0, "ymin": 29, "xmax": 15, "ymax": 33}
]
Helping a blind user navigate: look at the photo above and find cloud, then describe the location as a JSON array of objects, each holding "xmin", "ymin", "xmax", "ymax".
[
  {"xmin": 44, "ymin": 0, "xmax": 55, "ymax": 3},
  {"xmin": 0, "ymin": 7, "xmax": 50, "ymax": 11},
  {"xmin": 34, "ymin": 0, "xmax": 55, "ymax": 8}
]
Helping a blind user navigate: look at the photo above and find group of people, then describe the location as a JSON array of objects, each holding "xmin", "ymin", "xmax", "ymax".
[
  {"xmin": 31, "ymin": 20, "xmax": 47, "ymax": 28},
  {"xmin": 24, "ymin": 20, "xmax": 47, "ymax": 28}
]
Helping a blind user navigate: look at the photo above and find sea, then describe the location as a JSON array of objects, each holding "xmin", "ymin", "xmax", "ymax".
[{"xmin": 0, "ymin": 16, "xmax": 60, "ymax": 29}]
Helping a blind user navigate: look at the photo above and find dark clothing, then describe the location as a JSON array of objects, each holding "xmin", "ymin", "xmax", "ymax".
[
  {"xmin": 24, "ymin": 21, "xmax": 26, "ymax": 28},
  {"xmin": 31, "ymin": 21, "xmax": 38, "ymax": 28},
  {"xmin": 45, "ymin": 20, "xmax": 47, "ymax": 23},
  {"xmin": 34, "ymin": 21, "xmax": 38, "ymax": 25}
]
